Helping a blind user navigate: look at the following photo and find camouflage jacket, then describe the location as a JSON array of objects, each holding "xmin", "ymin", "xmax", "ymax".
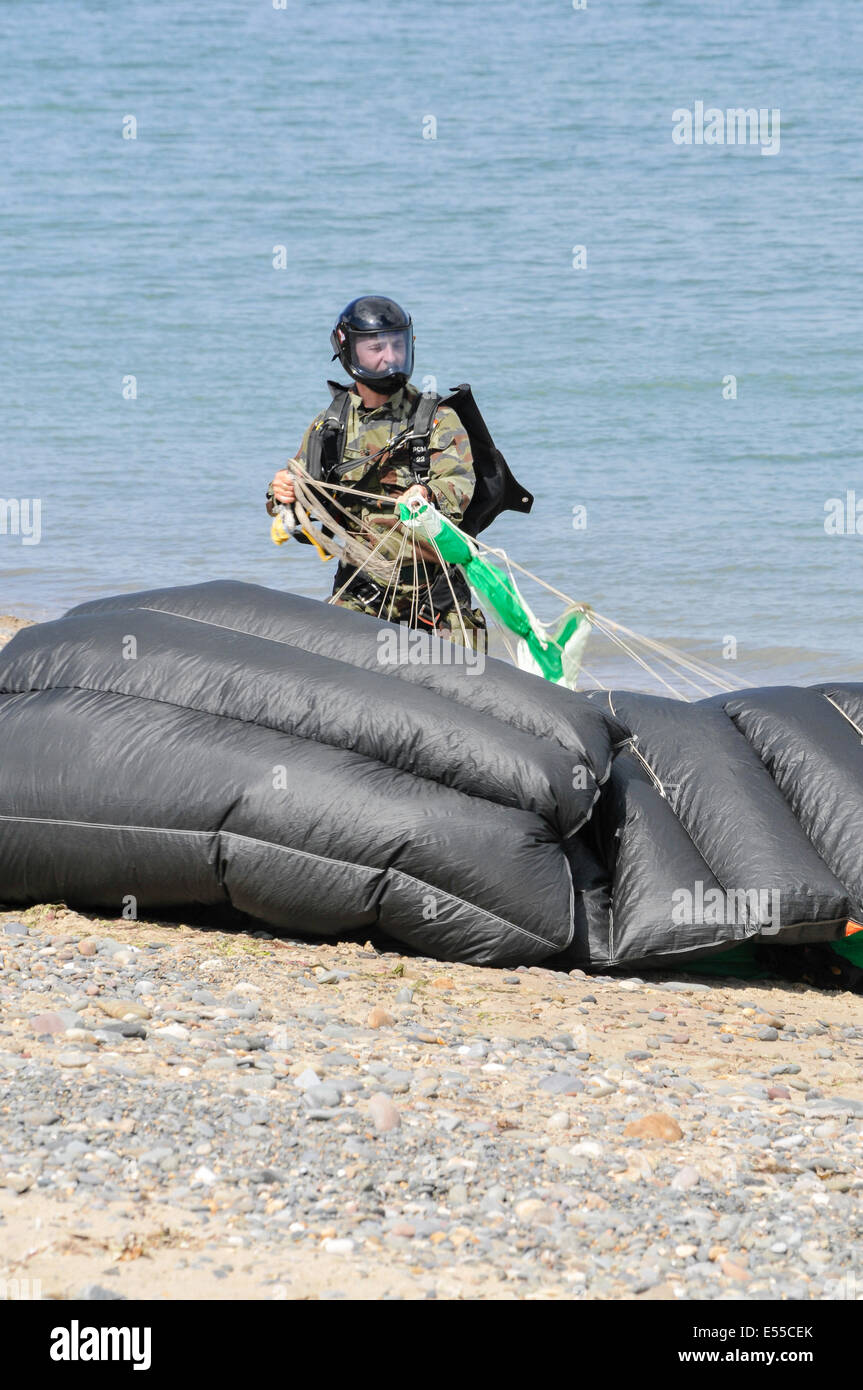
[{"xmin": 279, "ymin": 384, "xmax": 475, "ymax": 566}]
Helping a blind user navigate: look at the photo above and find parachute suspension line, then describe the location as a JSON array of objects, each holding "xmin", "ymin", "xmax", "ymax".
[
  {"xmin": 485, "ymin": 607, "xmax": 520, "ymax": 667},
  {"xmin": 417, "ymin": 539, "xmax": 437, "ymax": 632},
  {"xmin": 293, "ymin": 473, "xmax": 444, "ymax": 631},
  {"xmin": 626, "ymin": 739, "xmax": 673, "ymax": 799},
  {"xmin": 409, "ymin": 528, "xmax": 419, "ymax": 632},
  {"xmin": 291, "ymin": 475, "xmax": 400, "ymax": 587},
  {"xmin": 326, "ymin": 518, "xmax": 405, "ymax": 605},
  {"xmin": 602, "ymin": 639, "xmax": 724, "ymax": 699},
  {"xmin": 586, "ymin": 613, "xmax": 692, "ymax": 702},
  {"xmin": 611, "ymin": 641, "xmax": 721, "ymax": 700},
  {"xmin": 587, "ymin": 612, "xmax": 701, "ymax": 699},
  {"xmin": 286, "ymin": 467, "xmax": 735, "ymax": 698},
  {"xmin": 407, "ymin": 525, "xmax": 439, "ymax": 638},
  {"xmin": 822, "ymin": 694, "xmax": 863, "ymax": 741},
  {"xmin": 292, "ymin": 472, "xmax": 377, "ymax": 550},
  {"xmin": 425, "ymin": 533, "xmax": 471, "ymax": 651},
  {"xmin": 591, "ymin": 614, "xmax": 738, "ymax": 694},
  {"xmin": 575, "ymin": 663, "xmax": 611, "ymax": 695},
  {"xmin": 471, "ymin": 532, "xmax": 736, "ymax": 697},
  {"xmin": 376, "ymin": 525, "xmax": 411, "ymax": 622},
  {"xmin": 473, "ymin": 535, "xmax": 591, "ymax": 615}
]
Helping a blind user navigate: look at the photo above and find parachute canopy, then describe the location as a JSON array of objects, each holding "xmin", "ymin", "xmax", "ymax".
[{"xmin": 0, "ymin": 581, "xmax": 860, "ymax": 971}]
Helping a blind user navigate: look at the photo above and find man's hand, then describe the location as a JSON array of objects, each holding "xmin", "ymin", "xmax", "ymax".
[
  {"xmin": 395, "ymin": 483, "xmax": 430, "ymax": 505},
  {"xmin": 271, "ymin": 468, "xmax": 297, "ymax": 505}
]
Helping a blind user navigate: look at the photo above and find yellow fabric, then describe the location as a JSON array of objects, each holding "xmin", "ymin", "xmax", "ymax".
[{"xmin": 270, "ymin": 512, "xmax": 292, "ymax": 546}]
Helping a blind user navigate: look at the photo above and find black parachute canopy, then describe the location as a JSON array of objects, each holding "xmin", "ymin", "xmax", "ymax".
[{"xmin": 0, "ymin": 581, "xmax": 859, "ymax": 971}]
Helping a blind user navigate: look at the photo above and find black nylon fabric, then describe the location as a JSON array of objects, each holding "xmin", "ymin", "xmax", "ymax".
[
  {"xmin": 67, "ymin": 581, "xmax": 615, "ymax": 771},
  {"xmin": 1, "ymin": 582, "xmax": 861, "ymax": 970}
]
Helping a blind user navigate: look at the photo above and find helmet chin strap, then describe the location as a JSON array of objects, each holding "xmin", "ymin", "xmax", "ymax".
[
  {"xmin": 372, "ymin": 376, "xmax": 406, "ymax": 396},
  {"xmin": 352, "ymin": 371, "xmax": 408, "ymax": 396}
]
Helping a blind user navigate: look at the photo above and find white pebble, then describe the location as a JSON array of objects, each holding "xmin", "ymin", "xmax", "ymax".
[
  {"xmin": 570, "ymin": 1140, "xmax": 603, "ymax": 1158},
  {"xmin": 322, "ymin": 1238, "xmax": 355, "ymax": 1255}
]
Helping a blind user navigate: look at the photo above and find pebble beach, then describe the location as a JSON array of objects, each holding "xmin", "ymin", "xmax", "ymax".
[{"xmin": 1, "ymin": 904, "xmax": 862, "ymax": 1303}]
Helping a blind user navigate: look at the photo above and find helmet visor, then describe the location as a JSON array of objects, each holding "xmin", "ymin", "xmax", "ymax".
[{"xmin": 346, "ymin": 326, "xmax": 413, "ymax": 385}]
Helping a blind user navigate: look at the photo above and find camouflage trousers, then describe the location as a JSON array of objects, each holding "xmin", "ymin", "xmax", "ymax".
[{"xmin": 332, "ymin": 575, "xmax": 487, "ymax": 653}]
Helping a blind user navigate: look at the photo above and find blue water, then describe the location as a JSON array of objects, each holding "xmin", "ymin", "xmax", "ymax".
[{"xmin": 2, "ymin": 0, "xmax": 862, "ymax": 688}]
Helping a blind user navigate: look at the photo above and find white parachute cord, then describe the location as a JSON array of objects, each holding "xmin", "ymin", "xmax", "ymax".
[
  {"xmin": 291, "ymin": 476, "xmax": 400, "ymax": 583},
  {"xmin": 822, "ymin": 694, "xmax": 863, "ymax": 740},
  {"xmin": 485, "ymin": 608, "xmax": 520, "ymax": 666},
  {"xmin": 588, "ymin": 614, "xmax": 718, "ymax": 700},
  {"xmin": 376, "ymin": 525, "xmax": 411, "ymax": 622},
  {"xmin": 592, "ymin": 614, "xmax": 738, "ymax": 693},
  {"xmin": 301, "ymin": 472, "xmax": 455, "ymax": 634},
  {"xmin": 425, "ymin": 534, "xmax": 471, "ymax": 651},
  {"xmin": 294, "ymin": 473, "xmax": 405, "ymax": 509},
  {"xmin": 473, "ymin": 534, "xmax": 733, "ymax": 695},
  {"xmin": 409, "ymin": 527, "xmax": 419, "ymax": 632},
  {"xmin": 576, "ymin": 664, "xmax": 611, "ymax": 694},
  {"xmin": 473, "ymin": 534, "xmax": 590, "ymax": 613},
  {"xmin": 327, "ymin": 519, "xmax": 407, "ymax": 605},
  {"xmin": 412, "ymin": 529, "xmax": 440, "ymax": 637},
  {"xmin": 292, "ymin": 471, "xmax": 733, "ymax": 695},
  {"xmin": 626, "ymin": 739, "xmax": 671, "ymax": 798},
  {"xmin": 414, "ymin": 534, "xmax": 432, "ymax": 616},
  {"xmin": 585, "ymin": 612, "xmax": 690, "ymax": 700}
]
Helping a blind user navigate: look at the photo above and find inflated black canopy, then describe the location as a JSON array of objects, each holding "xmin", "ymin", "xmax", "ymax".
[{"xmin": 0, "ymin": 582, "xmax": 859, "ymax": 969}]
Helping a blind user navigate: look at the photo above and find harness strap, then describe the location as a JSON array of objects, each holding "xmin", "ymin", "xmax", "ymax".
[
  {"xmin": 306, "ymin": 382, "xmax": 352, "ymax": 481},
  {"xmin": 406, "ymin": 391, "xmax": 440, "ymax": 484},
  {"xmin": 415, "ymin": 565, "xmax": 472, "ymax": 629}
]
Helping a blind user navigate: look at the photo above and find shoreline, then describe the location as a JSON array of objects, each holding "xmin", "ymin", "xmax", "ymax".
[{"xmin": 0, "ymin": 616, "xmax": 33, "ymax": 648}]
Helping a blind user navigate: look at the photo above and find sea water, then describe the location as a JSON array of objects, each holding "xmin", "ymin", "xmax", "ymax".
[{"xmin": 2, "ymin": 0, "xmax": 861, "ymax": 689}]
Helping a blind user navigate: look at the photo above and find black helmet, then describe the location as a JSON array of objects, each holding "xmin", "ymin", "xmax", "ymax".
[{"xmin": 330, "ymin": 295, "xmax": 414, "ymax": 395}]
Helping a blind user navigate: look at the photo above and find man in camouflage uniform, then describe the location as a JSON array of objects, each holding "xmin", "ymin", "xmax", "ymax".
[{"xmin": 268, "ymin": 296, "xmax": 486, "ymax": 649}]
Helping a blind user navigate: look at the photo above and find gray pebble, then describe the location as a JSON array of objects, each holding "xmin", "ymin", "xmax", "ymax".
[
  {"xmin": 304, "ymin": 1084, "xmax": 342, "ymax": 1109},
  {"xmin": 23, "ymin": 1108, "xmax": 60, "ymax": 1127},
  {"xmin": 538, "ymin": 1074, "xmax": 584, "ymax": 1095}
]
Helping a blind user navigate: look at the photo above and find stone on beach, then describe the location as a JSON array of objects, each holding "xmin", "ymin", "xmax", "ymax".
[
  {"xmin": 368, "ymin": 1093, "xmax": 401, "ymax": 1132},
  {"xmin": 623, "ymin": 1114, "xmax": 684, "ymax": 1143}
]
